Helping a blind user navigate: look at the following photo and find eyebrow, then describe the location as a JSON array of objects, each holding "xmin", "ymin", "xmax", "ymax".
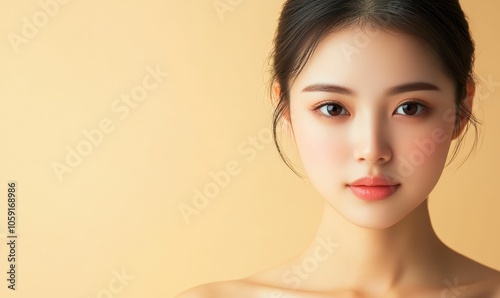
[{"xmin": 301, "ymin": 82, "xmax": 441, "ymax": 96}]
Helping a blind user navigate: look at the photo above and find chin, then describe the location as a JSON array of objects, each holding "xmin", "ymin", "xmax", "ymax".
[
  {"xmin": 346, "ymin": 215, "xmax": 405, "ymax": 230},
  {"xmin": 326, "ymin": 196, "xmax": 424, "ymax": 230}
]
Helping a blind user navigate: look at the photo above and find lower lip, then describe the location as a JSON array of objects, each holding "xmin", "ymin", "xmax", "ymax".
[{"xmin": 348, "ymin": 185, "xmax": 400, "ymax": 201}]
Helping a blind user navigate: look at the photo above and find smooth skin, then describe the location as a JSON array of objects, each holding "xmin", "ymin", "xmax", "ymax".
[{"xmin": 176, "ymin": 26, "xmax": 500, "ymax": 298}]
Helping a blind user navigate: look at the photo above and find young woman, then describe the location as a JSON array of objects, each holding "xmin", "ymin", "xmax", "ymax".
[{"xmin": 177, "ymin": 0, "xmax": 500, "ymax": 297}]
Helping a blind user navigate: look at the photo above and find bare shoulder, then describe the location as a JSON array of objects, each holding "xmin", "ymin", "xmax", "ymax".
[
  {"xmin": 174, "ymin": 280, "xmax": 273, "ymax": 298},
  {"xmin": 447, "ymin": 252, "xmax": 500, "ymax": 297},
  {"xmin": 476, "ymin": 273, "xmax": 500, "ymax": 298},
  {"xmin": 174, "ymin": 282, "xmax": 227, "ymax": 298},
  {"xmin": 174, "ymin": 283, "xmax": 210, "ymax": 298},
  {"xmin": 484, "ymin": 273, "xmax": 500, "ymax": 297}
]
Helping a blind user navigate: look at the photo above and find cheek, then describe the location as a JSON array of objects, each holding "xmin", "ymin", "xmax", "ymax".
[
  {"xmin": 292, "ymin": 119, "xmax": 351, "ymax": 176},
  {"xmin": 393, "ymin": 122, "xmax": 453, "ymax": 183}
]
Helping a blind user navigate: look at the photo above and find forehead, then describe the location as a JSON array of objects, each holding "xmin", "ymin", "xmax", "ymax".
[{"xmin": 292, "ymin": 26, "xmax": 454, "ymax": 95}]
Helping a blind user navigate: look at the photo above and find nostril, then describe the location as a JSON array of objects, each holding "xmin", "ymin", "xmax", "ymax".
[{"xmin": 354, "ymin": 148, "xmax": 392, "ymax": 164}]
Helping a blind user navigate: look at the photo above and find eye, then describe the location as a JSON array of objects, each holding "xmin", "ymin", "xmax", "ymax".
[
  {"xmin": 394, "ymin": 101, "xmax": 428, "ymax": 116},
  {"xmin": 315, "ymin": 101, "xmax": 349, "ymax": 117}
]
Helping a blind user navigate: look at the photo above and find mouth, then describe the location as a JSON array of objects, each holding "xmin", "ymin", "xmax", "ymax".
[{"xmin": 347, "ymin": 176, "xmax": 400, "ymax": 201}]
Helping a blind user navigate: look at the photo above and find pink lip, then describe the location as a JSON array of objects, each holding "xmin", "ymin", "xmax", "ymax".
[{"xmin": 347, "ymin": 176, "xmax": 400, "ymax": 201}]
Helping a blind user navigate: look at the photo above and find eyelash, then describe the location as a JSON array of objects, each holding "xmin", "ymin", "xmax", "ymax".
[{"xmin": 311, "ymin": 99, "xmax": 429, "ymax": 119}]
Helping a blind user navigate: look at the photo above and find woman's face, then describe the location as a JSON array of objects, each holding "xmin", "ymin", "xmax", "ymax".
[{"xmin": 288, "ymin": 27, "xmax": 461, "ymax": 229}]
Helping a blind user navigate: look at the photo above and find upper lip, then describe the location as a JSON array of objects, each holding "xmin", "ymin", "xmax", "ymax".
[{"xmin": 348, "ymin": 176, "xmax": 400, "ymax": 187}]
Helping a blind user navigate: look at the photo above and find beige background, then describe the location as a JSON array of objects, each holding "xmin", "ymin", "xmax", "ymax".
[{"xmin": 0, "ymin": 0, "xmax": 498, "ymax": 297}]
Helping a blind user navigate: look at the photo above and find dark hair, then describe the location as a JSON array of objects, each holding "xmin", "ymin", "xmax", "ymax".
[{"xmin": 270, "ymin": 0, "xmax": 480, "ymax": 177}]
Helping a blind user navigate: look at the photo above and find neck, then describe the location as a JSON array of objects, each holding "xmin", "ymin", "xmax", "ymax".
[{"xmin": 299, "ymin": 199, "xmax": 452, "ymax": 294}]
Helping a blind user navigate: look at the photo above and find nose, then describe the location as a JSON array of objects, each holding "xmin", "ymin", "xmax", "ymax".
[{"xmin": 352, "ymin": 115, "xmax": 392, "ymax": 164}]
